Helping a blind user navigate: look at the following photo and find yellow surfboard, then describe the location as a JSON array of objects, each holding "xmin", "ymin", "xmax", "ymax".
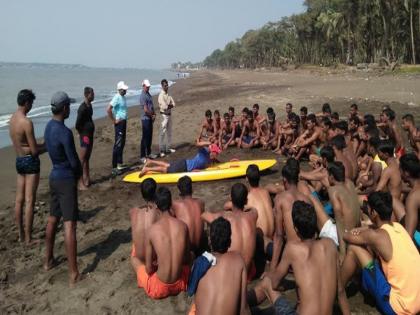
[{"xmin": 123, "ymin": 159, "xmax": 277, "ymax": 184}]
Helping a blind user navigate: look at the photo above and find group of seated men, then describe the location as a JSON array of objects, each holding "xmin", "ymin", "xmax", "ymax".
[{"xmin": 130, "ymin": 136, "xmax": 420, "ymax": 315}]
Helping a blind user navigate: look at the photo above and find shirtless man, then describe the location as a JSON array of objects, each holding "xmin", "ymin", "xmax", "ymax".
[
  {"xmin": 212, "ymin": 110, "xmax": 222, "ymax": 139},
  {"xmin": 130, "ymin": 179, "xmax": 160, "ymax": 262},
  {"xmin": 189, "ymin": 217, "xmax": 249, "ymax": 315},
  {"xmin": 260, "ymin": 107, "xmax": 279, "ymax": 150},
  {"xmin": 299, "ymin": 106, "xmax": 308, "ymax": 131},
  {"xmin": 382, "ymin": 108, "xmax": 405, "ymax": 157},
  {"xmin": 320, "ymin": 117, "xmax": 335, "ymax": 143},
  {"xmin": 224, "ymin": 165, "xmax": 274, "ymax": 238},
  {"xmin": 402, "ymin": 114, "xmax": 420, "ymax": 159},
  {"xmin": 375, "ymin": 139, "xmax": 402, "ymax": 201},
  {"xmin": 196, "ymin": 110, "xmax": 215, "ymax": 146},
  {"xmin": 202, "ymin": 183, "xmax": 258, "ymax": 279},
  {"xmin": 334, "ymin": 121, "xmax": 358, "ymax": 179},
  {"xmin": 172, "ymin": 176, "xmax": 205, "ymax": 254},
  {"xmin": 9, "ymin": 89, "xmax": 46, "ymax": 244},
  {"xmin": 285, "ymin": 102, "xmax": 293, "ymax": 116},
  {"xmin": 274, "ymin": 163, "xmax": 311, "ymax": 244},
  {"xmin": 248, "ymin": 201, "xmax": 337, "ymax": 315},
  {"xmin": 237, "ymin": 111, "xmax": 261, "ymax": 149},
  {"xmin": 327, "ymin": 161, "xmax": 361, "ymax": 265},
  {"xmin": 131, "ymin": 187, "xmax": 191, "ymax": 299},
  {"xmin": 252, "ymin": 103, "xmax": 263, "ymax": 124},
  {"xmin": 291, "ymin": 114, "xmax": 323, "ymax": 160},
  {"xmin": 399, "ymin": 153, "xmax": 420, "ymax": 247},
  {"xmin": 218, "ymin": 112, "xmax": 236, "ymax": 149},
  {"xmin": 331, "ymin": 135, "xmax": 355, "ymax": 181}
]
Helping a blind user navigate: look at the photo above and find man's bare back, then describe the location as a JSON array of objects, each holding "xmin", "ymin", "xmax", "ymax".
[
  {"xmin": 194, "ymin": 252, "xmax": 248, "ymax": 315},
  {"xmin": 274, "ymin": 189, "xmax": 311, "ymax": 242},
  {"xmin": 272, "ymin": 238, "xmax": 337, "ymax": 315},
  {"xmin": 130, "ymin": 205, "xmax": 160, "ymax": 262},
  {"xmin": 9, "ymin": 111, "xmax": 37, "ymax": 156},
  {"xmin": 247, "ymin": 187, "xmax": 274, "ymax": 238},
  {"xmin": 147, "ymin": 214, "xmax": 190, "ymax": 283},
  {"xmin": 172, "ymin": 197, "xmax": 204, "ymax": 251}
]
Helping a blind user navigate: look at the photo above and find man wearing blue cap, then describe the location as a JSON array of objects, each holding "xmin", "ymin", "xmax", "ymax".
[{"xmin": 44, "ymin": 91, "xmax": 82, "ymax": 286}]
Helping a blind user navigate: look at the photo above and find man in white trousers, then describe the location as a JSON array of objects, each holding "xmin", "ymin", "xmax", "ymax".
[{"xmin": 158, "ymin": 79, "xmax": 176, "ymax": 157}]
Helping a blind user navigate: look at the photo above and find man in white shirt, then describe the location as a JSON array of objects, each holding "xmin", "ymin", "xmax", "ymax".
[{"xmin": 158, "ymin": 79, "xmax": 176, "ymax": 157}]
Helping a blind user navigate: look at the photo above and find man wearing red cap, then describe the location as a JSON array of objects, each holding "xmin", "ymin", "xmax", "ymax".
[{"xmin": 138, "ymin": 144, "xmax": 221, "ymax": 177}]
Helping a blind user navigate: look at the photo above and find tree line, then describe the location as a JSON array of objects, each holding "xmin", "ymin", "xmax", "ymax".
[{"xmin": 201, "ymin": 0, "xmax": 420, "ymax": 69}]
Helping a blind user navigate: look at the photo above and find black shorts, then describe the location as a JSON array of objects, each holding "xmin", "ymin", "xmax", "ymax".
[
  {"xmin": 167, "ymin": 159, "xmax": 187, "ymax": 173},
  {"xmin": 16, "ymin": 155, "xmax": 40, "ymax": 175},
  {"xmin": 49, "ymin": 179, "xmax": 78, "ymax": 221},
  {"xmin": 80, "ymin": 135, "xmax": 93, "ymax": 149}
]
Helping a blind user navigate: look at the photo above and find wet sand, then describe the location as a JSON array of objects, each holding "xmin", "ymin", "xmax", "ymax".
[{"xmin": 1, "ymin": 68, "xmax": 419, "ymax": 314}]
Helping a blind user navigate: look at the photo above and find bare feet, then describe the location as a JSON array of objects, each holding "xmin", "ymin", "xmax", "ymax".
[
  {"xmin": 69, "ymin": 272, "xmax": 84, "ymax": 288},
  {"xmin": 44, "ymin": 258, "xmax": 58, "ymax": 271}
]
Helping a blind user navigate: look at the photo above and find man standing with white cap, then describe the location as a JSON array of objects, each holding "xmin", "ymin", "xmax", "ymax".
[
  {"xmin": 158, "ymin": 79, "xmax": 176, "ymax": 157},
  {"xmin": 107, "ymin": 81, "xmax": 128, "ymax": 175},
  {"xmin": 139, "ymin": 79, "xmax": 155, "ymax": 163}
]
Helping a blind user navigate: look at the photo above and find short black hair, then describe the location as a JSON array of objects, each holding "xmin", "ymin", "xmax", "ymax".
[
  {"xmin": 320, "ymin": 146, "xmax": 335, "ymax": 163},
  {"xmin": 367, "ymin": 192, "xmax": 393, "ymax": 220},
  {"xmin": 350, "ymin": 103, "xmax": 358, "ymax": 110},
  {"xmin": 17, "ymin": 89, "xmax": 36, "ymax": 106},
  {"xmin": 228, "ymin": 106, "xmax": 234, "ymax": 112},
  {"xmin": 141, "ymin": 178, "xmax": 157, "ymax": 202},
  {"xmin": 246, "ymin": 164, "xmax": 260, "ymax": 187},
  {"xmin": 331, "ymin": 112, "xmax": 339, "ymax": 120},
  {"xmin": 253, "ymin": 103, "xmax": 259, "ymax": 110},
  {"xmin": 161, "ymin": 79, "xmax": 168, "ymax": 85},
  {"xmin": 177, "ymin": 176, "xmax": 192, "ymax": 196},
  {"xmin": 334, "ymin": 120, "xmax": 348, "ymax": 132},
  {"xmin": 322, "ymin": 103, "xmax": 332, "ymax": 114},
  {"xmin": 210, "ymin": 217, "xmax": 231, "ymax": 253},
  {"xmin": 223, "ymin": 112, "xmax": 230, "ymax": 119},
  {"xmin": 368, "ymin": 135, "xmax": 381, "ymax": 149},
  {"xmin": 242, "ymin": 107, "xmax": 249, "ymax": 114},
  {"xmin": 300, "ymin": 106, "xmax": 308, "ymax": 114},
  {"xmin": 307, "ymin": 113, "xmax": 317, "ymax": 124},
  {"xmin": 402, "ymin": 113, "xmax": 414, "ymax": 123},
  {"xmin": 331, "ymin": 135, "xmax": 346, "ymax": 150},
  {"xmin": 289, "ymin": 112, "xmax": 300, "ymax": 125},
  {"xmin": 363, "ymin": 114, "xmax": 377, "ymax": 129},
  {"xmin": 214, "ymin": 110, "xmax": 220, "ymax": 116},
  {"xmin": 328, "ymin": 161, "xmax": 345, "ymax": 182},
  {"xmin": 231, "ymin": 183, "xmax": 248, "ymax": 210},
  {"xmin": 349, "ymin": 115, "xmax": 360, "ymax": 127},
  {"xmin": 266, "ymin": 107, "xmax": 274, "ymax": 115},
  {"xmin": 282, "ymin": 163, "xmax": 299, "ymax": 185},
  {"xmin": 292, "ymin": 201, "xmax": 317, "ymax": 239},
  {"xmin": 377, "ymin": 139, "xmax": 395, "ymax": 157},
  {"xmin": 286, "ymin": 102, "xmax": 293, "ymax": 108},
  {"xmin": 321, "ymin": 117, "xmax": 332, "ymax": 128},
  {"xmin": 383, "ymin": 108, "xmax": 395, "ymax": 121},
  {"xmin": 84, "ymin": 86, "xmax": 94, "ymax": 97},
  {"xmin": 205, "ymin": 109, "xmax": 212, "ymax": 117},
  {"xmin": 286, "ymin": 157, "xmax": 300, "ymax": 172},
  {"xmin": 155, "ymin": 187, "xmax": 172, "ymax": 211},
  {"xmin": 400, "ymin": 153, "xmax": 420, "ymax": 179}
]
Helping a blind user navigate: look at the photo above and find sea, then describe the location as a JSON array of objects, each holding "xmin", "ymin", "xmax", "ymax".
[{"xmin": 0, "ymin": 62, "xmax": 180, "ymax": 148}]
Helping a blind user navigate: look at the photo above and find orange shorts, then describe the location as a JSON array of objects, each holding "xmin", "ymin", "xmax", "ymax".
[{"xmin": 136, "ymin": 264, "xmax": 190, "ymax": 299}]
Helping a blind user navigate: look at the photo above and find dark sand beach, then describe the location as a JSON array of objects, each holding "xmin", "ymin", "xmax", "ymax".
[{"xmin": 1, "ymin": 69, "xmax": 420, "ymax": 314}]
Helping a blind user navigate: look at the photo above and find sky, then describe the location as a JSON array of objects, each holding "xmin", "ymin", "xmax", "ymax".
[{"xmin": 0, "ymin": 0, "xmax": 304, "ymax": 69}]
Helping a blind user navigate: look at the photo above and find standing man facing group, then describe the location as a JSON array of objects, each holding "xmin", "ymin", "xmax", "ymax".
[
  {"xmin": 158, "ymin": 79, "xmax": 176, "ymax": 157},
  {"xmin": 107, "ymin": 81, "xmax": 128, "ymax": 176},
  {"xmin": 140, "ymin": 79, "xmax": 155, "ymax": 164}
]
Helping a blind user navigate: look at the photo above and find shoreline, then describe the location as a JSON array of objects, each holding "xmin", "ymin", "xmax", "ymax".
[{"xmin": 1, "ymin": 69, "xmax": 420, "ymax": 314}]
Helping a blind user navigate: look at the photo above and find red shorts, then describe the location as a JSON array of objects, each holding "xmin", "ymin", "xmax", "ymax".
[{"xmin": 396, "ymin": 147, "xmax": 406, "ymax": 159}]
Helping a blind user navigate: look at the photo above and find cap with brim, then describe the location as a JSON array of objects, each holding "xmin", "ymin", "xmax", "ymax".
[
  {"xmin": 142, "ymin": 79, "xmax": 151, "ymax": 87},
  {"xmin": 117, "ymin": 81, "xmax": 129, "ymax": 90},
  {"xmin": 51, "ymin": 91, "xmax": 74, "ymax": 111}
]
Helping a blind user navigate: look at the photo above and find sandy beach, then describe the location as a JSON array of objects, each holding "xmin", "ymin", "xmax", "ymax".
[{"xmin": 1, "ymin": 68, "xmax": 420, "ymax": 314}]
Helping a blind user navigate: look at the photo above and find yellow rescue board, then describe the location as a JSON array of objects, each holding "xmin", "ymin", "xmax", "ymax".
[{"xmin": 123, "ymin": 159, "xmax": 277, "ymax": 184}]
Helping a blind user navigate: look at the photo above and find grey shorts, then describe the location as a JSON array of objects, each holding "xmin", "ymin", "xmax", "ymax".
[{"xmin": 49, "ymin": 179, "xmax": 78, "ymax": 221}]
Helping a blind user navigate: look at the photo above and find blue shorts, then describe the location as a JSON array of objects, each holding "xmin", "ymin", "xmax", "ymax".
[
  {"xmin": 361, "ymin": 261, "xmax": 395, "ymax": 315},
  {"xmin": 274, "ymin": 296, "xmax": 296, "ymax": 315},
  {"xmin": 311, "ymin": 191, "xmax": 333, "ymax": 216},
  {"xmin": 414, "ymin": 230, "xmax": 420, "ymax": 248},
  {"xmin": 242, "ymin": 135, "xmax": 253, "ymax": 144},
  {"xmin": 16, "ymin": 155, "xmax": 40, "ymax": 175}
]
